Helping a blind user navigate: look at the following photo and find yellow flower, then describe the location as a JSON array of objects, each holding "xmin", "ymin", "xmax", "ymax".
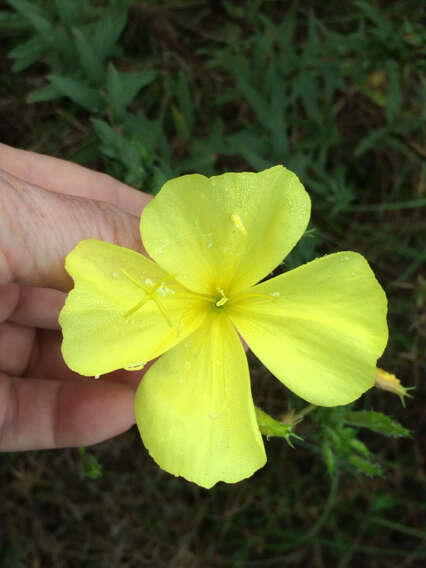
[{"xmin": 59, "ymin": 166, "xmax": 388, "ymax": 488}]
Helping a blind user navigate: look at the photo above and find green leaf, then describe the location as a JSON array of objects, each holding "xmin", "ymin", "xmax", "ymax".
[
  {"xmin": 55, "ymin": 0, "xmax": 86, "ymax": 28},
  {"xmin": 6, "ymin": 0, "xmax": 47, "ymax": 19},
  {"xmin": 236, "ymin": 75, "xmax": 269, "ymax": 124},
  {"xmin": 27, "ymin": 84, "xmax": 61, "ymax": 103},
  {"xmin": 350, "ymin": 438, "xmax": 371, "ymax": 458},
  {"xmin": 344, "ymin": 411, "xmax": 411, "ymax": 438},
  {"xmin": 0, "ymin": 10, "xmax": 31, "ymax": 32},
  {"xmin": 354, "ymin": 127, "xmax": 390, "ymax": 156},
  {"xmin": 7, "ymin": 0, "xmax": 52, "ymax": 35},
  {"xmin": 107, "ymin": 68, "xmax": 157, "ymax": 124},
  {"xmin": 91, "ymin": 117, "xmax": 122, "ymax": 150},
  {"xmin": 348, "ymin": 454, "xmax": 384, "ymax": 478},
  {"xmin": 78, "ymin": 447, "xmax": 102, "ymax": 479},
  {"xmin": 93, "ymin": 7, "xmax": 128, "ymax": 63},
  {"xmin": 9, "ymin": 36, "xmax": 47, "ymax": 72},
  {"xmin": 322, "ymin": 440, "xmax": 335, "ymax": 475},
  {"xmin": 72, "ymin": 27, "xmax": 103, "ymax": 85},
  {"xmin": 120, "ymin": 70, "xmax": 157, "ymax": 108},
  {"xmin": 48, "ymin": 74, "xmax": 103, "ymax": 111}
]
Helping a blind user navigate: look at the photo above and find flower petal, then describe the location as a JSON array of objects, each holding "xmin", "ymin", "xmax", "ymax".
[
  {"xmin": 141, "ymin": 165, "xmax": 310, "ymax": 295},
  {"xmin": 59, "ymin": 239, "xmax": 206, "ymax": 376},
  {"xmin": 230, "ymin": 252, "xmax": 388, "ymax": 406},
  {"xmin": 135, "ymin": 313, "xmax": 266, "ymax": 489}
]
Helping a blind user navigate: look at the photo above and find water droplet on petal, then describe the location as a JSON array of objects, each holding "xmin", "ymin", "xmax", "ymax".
[
  {"xmin": 94, "ymin": 374, "xmax": 101, "ymax": 380},
  {"xmin": 269, "ymin": 291, "xmax": 280, "ymax": 297},
  {"xmin": 112, "ymin": 272, "xmax": 120, "ymax": 279}
]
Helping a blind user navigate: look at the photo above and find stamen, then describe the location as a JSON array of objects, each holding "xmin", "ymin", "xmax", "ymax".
[
  {"xmin": 120, "ymin": 269, "xmax": 175, "ymax": 327},
  {"xmin": 215, "ymin": 288, "xmax": 229, "ymax": 307}
]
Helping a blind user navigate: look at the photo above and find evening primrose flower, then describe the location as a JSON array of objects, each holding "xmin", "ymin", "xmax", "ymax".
[{"xmin": 59, "ymin": 166, "xmax": 388, "ymax": 489}]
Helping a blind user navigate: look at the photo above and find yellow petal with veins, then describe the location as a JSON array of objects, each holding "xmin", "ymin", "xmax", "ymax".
[
  {"xmin": 230, "ymin": 252, "xmax": 388, "ymax": 406},
  {"xmin": 140, "ymin": 166, "xmax": 310, "ymax": 295},
  {"xmin": 59, "ymin": 239, "xmax": 206, "ymax": 376},
  {"xmin": 135, "ymin": 313, "xmax": 266, "ymax": 489}
]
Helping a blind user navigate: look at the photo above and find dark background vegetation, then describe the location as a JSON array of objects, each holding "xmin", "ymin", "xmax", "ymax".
[{"xmin": 0, "ymin": 0, "xmax": 425, "ymax": 566}]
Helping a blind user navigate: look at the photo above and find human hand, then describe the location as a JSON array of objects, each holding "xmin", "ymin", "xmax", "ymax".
[{"xmin": 0, "ymin": 143, "xmax": 152, "ymax": 451}]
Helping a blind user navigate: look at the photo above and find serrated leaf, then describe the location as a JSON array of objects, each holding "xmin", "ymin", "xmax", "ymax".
[
  {"xmin": 348, "ymin": 454, "xmax": 384, "ymax": 477},
  {"xmin": 48, "ymin": 74, "xmax": 103, "ymax": 111},
  {"xmin": 345, "ymin": 411, "xmax": 411, "ymax": 438},
  {"xmin": 350, "ymin": 438, "xmax": 371, "ymax": 457}
]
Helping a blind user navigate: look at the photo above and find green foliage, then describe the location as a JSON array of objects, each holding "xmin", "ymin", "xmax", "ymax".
[
  {"xmin": 78, "ymin": 447, "xmax": 102, "ymax": 479},
  {"xmin": 345, "ymin": 410, "xmax": 411, "ymax": 438},
  {"xmin": 3, "ymin": 0, "xmax": 166, "ymax": 189},
  {"xmin": 312, "ymin": 407, "xmax": 393, "ymax": 478}
]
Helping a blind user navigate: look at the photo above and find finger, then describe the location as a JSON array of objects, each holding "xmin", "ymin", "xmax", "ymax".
[
  {"xmin": 23, "ymin": 330, "xmax": 139, "ymax": 390},
  {"xmin": 0, "ymin": 373, "xmax": 136, "ymax": 450},
  {"xmin": 1, "ymin": 283, "xmax": 64, "ymax": 329},
  {"xmin": 25, "ymin": 329, "xmax": 149, "ymax": 388},
  {"xmin": 0, "ymin": 143, "xmax": 151, "ymax": 216},
  {"xmin": 0, "ymin": 170, "xmax": 144, "ymax": 290},
  {"xmin": 0, "ymin": 321, "xmax": 35, "ymax": 376}
]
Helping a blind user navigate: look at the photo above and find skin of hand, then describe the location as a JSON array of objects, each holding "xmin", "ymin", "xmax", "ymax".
[{"xmin": 0, "ymin": 143, "xmax": 152, "ymax": 451}]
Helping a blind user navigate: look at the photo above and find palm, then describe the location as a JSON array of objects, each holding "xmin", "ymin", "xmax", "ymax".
[{"xmin": 0, "ymin": 144, "xmax": 151, "ymax": 450}]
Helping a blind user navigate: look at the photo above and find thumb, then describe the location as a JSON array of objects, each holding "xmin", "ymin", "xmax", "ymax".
[{"xmin": 0, "ymin": 169, "xmax": 145, "ymax": 291}]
